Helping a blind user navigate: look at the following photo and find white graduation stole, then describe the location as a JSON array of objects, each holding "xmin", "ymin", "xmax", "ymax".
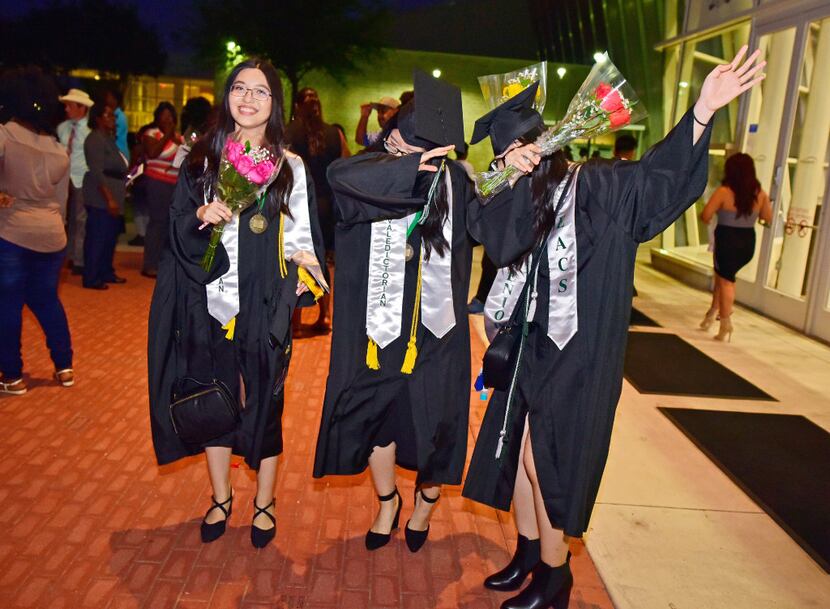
[
  {"xmin": 365, "ymin": 171, "xmax": 455, "ymax": 350},
  {"xmin": 206, "ymin": 154, "xmax": 318, "ymax": 326},
  {"xmin": 484, "ymin": 166, "xmax": 580, "ymax": 349}
]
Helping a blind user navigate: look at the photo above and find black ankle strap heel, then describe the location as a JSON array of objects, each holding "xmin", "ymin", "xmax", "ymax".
[
  {"xmin": 365, "ymin": 487, "xmax": 401, "ymax": 551},
  {"xmin": 404, "ymin": 487, "xmax": 440, "ymax": 553},
  {"xmin": 200, "ymin": 490, "xmax": 233, "ymax": 544},
  {"xmin": 251, "ymin": 498, "xmax": 276, "ymax": 549}
]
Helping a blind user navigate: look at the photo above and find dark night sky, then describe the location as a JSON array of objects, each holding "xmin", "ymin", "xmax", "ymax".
[{"xmin": 0, "ymin": 0, "xmax": 449, "ymax": 53}]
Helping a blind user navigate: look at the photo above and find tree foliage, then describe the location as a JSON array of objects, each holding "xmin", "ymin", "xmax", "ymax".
[
  {"xmin": 192, "ymin": 0, "xmax": 389, "ymax": 106},
  {"xmin": 0, "ymin": 0, "xmax": 166, "ymax": 77}
]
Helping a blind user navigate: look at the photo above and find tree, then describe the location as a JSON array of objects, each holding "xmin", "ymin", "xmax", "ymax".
[
  {"xmin": 0, "ymin": 0, "xmax": 166, "ymax": 78},
  {"xmin": 192, "ymin": 0, "xmax": 389, "ymax": 112}
]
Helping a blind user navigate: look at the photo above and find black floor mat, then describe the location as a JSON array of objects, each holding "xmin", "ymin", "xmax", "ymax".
[
  {"xmin": 629, "ymin": 308, "xmax": 661, "ymax": 327},
  {"xmin": 624, "ymin": 332, "xmax": 774, "ymax": 400},
  {"xmin": 660, "ymin": 408, "xmax": 830, "ymax": 573}
]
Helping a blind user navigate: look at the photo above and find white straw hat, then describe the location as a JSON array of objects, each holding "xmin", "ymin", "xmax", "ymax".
[{"xmin": 59, "ymin": 89, "xmax": 94, "ymax": 107}]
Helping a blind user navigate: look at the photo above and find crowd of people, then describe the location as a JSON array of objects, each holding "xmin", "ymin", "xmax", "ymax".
[{"xmin": 0, "ymin": 47, "xmax": 766, "ymax": 609}]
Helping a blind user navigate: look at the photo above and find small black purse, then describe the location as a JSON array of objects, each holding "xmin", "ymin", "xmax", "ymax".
[
  {"xmin": 169, "ymin": 377, "xmax": 240, "ymax": 445},
  {"xmin": 481, "ymin": 166, "xmax": 576, "ymax": 391}
]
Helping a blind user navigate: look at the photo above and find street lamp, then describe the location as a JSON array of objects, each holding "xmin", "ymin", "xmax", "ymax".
[
  {"xmin": 432, "ymin": 69, "xmax": 442, "ymax": 78},
  {"xmin": 557, "ymin": 67, "xmax": 567, "ymax": 79}
]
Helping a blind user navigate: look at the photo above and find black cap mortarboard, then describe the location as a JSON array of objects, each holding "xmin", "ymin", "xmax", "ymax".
[
  {"xmin": 470, "ymin": 82, "xmax": 544, "ymax": 157},
  {"xmin": 398, "ymin": 70, "xmax": 466, "ymax": 153}
]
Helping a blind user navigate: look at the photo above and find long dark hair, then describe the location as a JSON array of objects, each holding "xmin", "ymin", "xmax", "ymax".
[
  {"xmin": 510, "ymin": 148, "xmax": 569, "ymax": 268},
  {"xmin": 188, "ymin": 57, "xmax": 293, "ymax": 218},
  {"xmin": 293, "ymin": 87, "xmax": 327, "ymax": 157},
  {"xmin": 723, "ymin": 152, "xmax": 760, "ymax": 218}
]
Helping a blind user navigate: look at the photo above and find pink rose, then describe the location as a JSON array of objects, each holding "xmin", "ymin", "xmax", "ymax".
[
  {"xmin": 225, "ymin": 140, "xmax": 243, "ymax": 164},
  {"xmin": 609, "ymin": 107, "xmax": 631, "ymax": 129},
  {"xmin": 255, "ymin": 160, "xmax": 275, "ymax": 182},
  {"xmin": 595, "ymin": 83, "xmax": 612, "ymax": 101},
  {"xmin": 235, "ymin": 154, "xmax": 254, "ymax": 176},
  {"xmin": 600, "ymin": 89, "xmax": 624, "ymax": 113}
]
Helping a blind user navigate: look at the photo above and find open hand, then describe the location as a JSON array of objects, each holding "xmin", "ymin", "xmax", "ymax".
[
  {"xmin": 418, "ymin": 145, "xmax": 454, "ymax": 172},
  {"xmin": 504, "ymin": 142, "xmax": 541, "ymax": 174},
  {"xmin": 698, "ymin": 45, "xmax": 766, "ymax": 114},
  {"xmin": 196, "ymin": 200, "xmax": 232, "ymax": 228}
]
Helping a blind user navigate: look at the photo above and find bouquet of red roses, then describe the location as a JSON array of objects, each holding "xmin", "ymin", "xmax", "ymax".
[
  {"xmin": 475, "ymin": 53, "xmax": 647, "ymax": 201},
  {"xmin": 201, "ymin": 138, "xmax": 278, "ymax": 272}
]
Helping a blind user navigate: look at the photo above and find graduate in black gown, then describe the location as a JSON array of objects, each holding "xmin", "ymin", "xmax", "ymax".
[
  {"xmin": 148, "ymin": 58, "xmax": 327, "ymax": 549},
  {"xmin": 462, "ymin": 48, "xmax": 766, "ymax": 608},
  {"xmin": 313, "ymin": 72, "xmax": 474, "ymax": 553}
]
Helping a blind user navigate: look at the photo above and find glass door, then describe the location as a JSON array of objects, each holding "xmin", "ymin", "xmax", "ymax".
[{"xmin": 741, "ymin": 14, "xmax": 830, "ymax": 337}]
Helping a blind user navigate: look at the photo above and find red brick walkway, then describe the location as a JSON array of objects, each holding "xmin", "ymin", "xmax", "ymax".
[{"xmin": 1, "ymin": 252, "xmax": 614, "ymax": 609}]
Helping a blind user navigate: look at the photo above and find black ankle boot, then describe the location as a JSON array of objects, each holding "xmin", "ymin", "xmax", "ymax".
[
  {"xmin": 484, "ymin": 534, "xmax": 541, "ymax": 591},
  {"xmin": 500, "ymin": 560, "xmax": 573, "ymax": 609}
]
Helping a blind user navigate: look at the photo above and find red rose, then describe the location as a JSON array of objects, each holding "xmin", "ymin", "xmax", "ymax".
[
  {"xmin": 609, "ymin": 107, "xmax": 631, "ymax": 129},
  {"xmin": 600, "ymin": 90, "xmax": 624, "ymax": 113},
  {"xmin": 595, "ymin": 83, "xmax": 612, "ymax": 100}
]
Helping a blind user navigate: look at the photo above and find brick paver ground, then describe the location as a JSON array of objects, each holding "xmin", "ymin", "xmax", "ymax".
[{"xmin": 1, "ymin": 252, "xmax": 614, "ymax": 609}]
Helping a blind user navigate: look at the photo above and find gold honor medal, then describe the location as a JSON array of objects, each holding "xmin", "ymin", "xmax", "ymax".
[
  {"xmin": 405, "ymin": 243, "xmax": 414, "ymax": 262},
  {"xmin": 249, "ymin": 213, "xmax": 268, "ymax": 234}
]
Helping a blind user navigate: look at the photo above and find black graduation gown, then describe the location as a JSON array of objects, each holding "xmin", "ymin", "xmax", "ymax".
[
  {"xmin": 462, "ymin": 108, "xmax": 713, "ymax": 537},
  {"xmin": 148, "ymin": 160, "xmax": 326, "ymax": 470},
  {"xmin": 313, "ymin": 153, "xmax": 475, "ymax": 486}
]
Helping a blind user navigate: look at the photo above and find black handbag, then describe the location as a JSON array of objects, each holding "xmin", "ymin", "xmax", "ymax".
[
  {"xmin": 481, "ymin": 166, "xmax": 577, "ymax": 391},
  {"xmin": 169, "ymin": 377, "xmax": 240, "ymax": 445}
]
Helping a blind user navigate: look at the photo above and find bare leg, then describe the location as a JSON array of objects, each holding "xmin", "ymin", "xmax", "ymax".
[
  {"xmin": 368, "ymin": 443, "xmax": 400, "ymax": 533},
  {"xmin": 408, "ymin": 482, "xmax": 441, "ymax": 531},
  {"xmin": 513, "ymin": 419, "xmax": 540, "ymax": 539},
  {"xmin": 253, "ymin": 455, "xmax": 278, "ymax": 530},
  {"xmin": 718, "ymin": 274, "xmax": 735, "ymax": 318},
  {"xmin": 204, "ymin": 446, "xmax": 232, "ymax": 524},
  {"xmin": 523, "ymin": 431, "xmax": 569, "ymax": 567},
  {"xmin": 710, "ymin": 275, "xmax": 721, "ymax": 314}
]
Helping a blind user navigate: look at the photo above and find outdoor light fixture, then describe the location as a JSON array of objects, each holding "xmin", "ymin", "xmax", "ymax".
[
  {"xmin": 679, "ymin": 81, "xmax": 689, "ymax": 88},
  {"xmin": 557, "ymin": 67, "xmax": 567, "ymax": 79},
  {"xmin": 593, "ymin": 52, "xmax": 606, "ymax": 63},
  {"xmin": 432, "ymin": 69, "xmax": 442, "ymax": 78},
  {"xmin": 226, "ymin": 41, "xmax": 238, "ymax": 52}
]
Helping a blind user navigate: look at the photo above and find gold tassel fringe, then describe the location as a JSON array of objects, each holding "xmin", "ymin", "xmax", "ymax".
[
  {"xmin": 298, "ymin": 267, "xmax": 324, "ymax": 301},
  {"xmin": 400, "ymin": 254, "xmax": 423, "ymax": 375},
  {"xmin": 222, "ymin": 317, "xmax": 236, "ymax": 341},
  {"xmin": 366, "ymin": 337, "xmax": 380, "ymax": 370}
]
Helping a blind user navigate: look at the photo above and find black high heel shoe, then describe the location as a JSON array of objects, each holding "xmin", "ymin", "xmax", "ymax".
[
  {"xmin": 251, "ymin": 498, "xmax": 276, "ymax": 548},
  {"xmin": 500, "ymin": 559, "xmax": 573, "ymax": 609},
  {"xmin": 365, "ymin": 488, "xmax": 401, "ymax": 551},
  {"xmin": 404, "ymin": 487, "xmax": 439, "ymax": 553},
  {"xmin": 200, "ymin": 491, "xmax": 233, "ymax": 543},
  {"xmin": 484, "ymin": 534, "xmax": 541, "ymax": 591}
]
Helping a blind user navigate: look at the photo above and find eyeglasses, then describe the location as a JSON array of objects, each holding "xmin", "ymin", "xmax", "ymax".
[{"xmin": 229, "ymin": 84, "xmax": 272, "ymax": 101}]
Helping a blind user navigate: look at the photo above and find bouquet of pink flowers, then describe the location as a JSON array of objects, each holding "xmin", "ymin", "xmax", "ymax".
[
  {"xmin": 201, "ymin": 138, "xmax": 278, "ymax": 272},
  {"xmin": 475, "ymin": 53, "xmax": 647, "ymax": 201}
]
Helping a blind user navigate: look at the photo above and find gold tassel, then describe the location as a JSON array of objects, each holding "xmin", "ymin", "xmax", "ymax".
[
  {"xmin": 298, "ymin": 267, "xmax": 324, "ymax": 301},
  {"xmin": 400, "ymin": 254, "xmax": 423, "ymax": 374},
  {"xmin": 366, "ymin": 337, "xmax": 380, "ymax": 370},
  {"xmin": 222, "ymin": 317, "xmax": 236, "ymax": 341},
  {"xmin": 278, "ymin": 212, "xmax": 288, "ymax": 279}
]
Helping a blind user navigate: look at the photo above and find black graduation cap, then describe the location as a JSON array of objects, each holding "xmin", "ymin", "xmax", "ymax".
[
  {"xmin": 398, "ymin": 70, "xmax": 466, "ymax": 153},
  {"xmin": 470, "ymin": 81, "xmax": 544, "ymax": 157}
]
